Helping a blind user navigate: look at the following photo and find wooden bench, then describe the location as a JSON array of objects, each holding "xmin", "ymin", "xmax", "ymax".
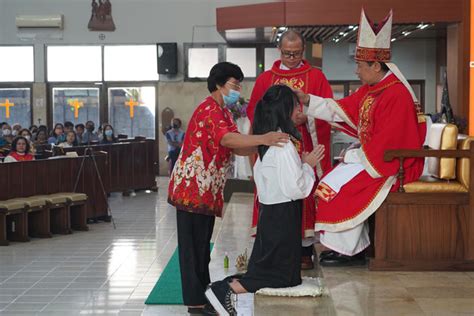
[
  {"xmin": 10, "ymin": 196, "xmax": 51, "ymax": 239},
  {"xmin": 0, "ymin": 153, "xmax": 109, "ymax": 245},
  {"xmin": 51, "ymin": 140, "xmax": 158, "ymax": 194},
  {"xmin": 0, "ymin": 200, "xmax": 28, "ymax": 246},
  {"xmin": 49, "ymin": 192, "xmax": 88, "ymax": 231}
]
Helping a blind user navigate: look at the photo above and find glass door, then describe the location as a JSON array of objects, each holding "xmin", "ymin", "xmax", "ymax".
[
  {"xmin": 51, "ymin": 86, "xmax": 100, "ymax": 127},
  {"xmin": 0, "ymin": 87, "xmax": 32, "ymax": 128},
  {"xmin": 107, "ymin": 86, "xmax": 156, "ymax": 139}
]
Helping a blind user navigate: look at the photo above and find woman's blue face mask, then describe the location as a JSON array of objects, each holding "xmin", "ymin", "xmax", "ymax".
[{"xmin": 222, "ymin": 89, "xmax": 240, "ymax": 106}]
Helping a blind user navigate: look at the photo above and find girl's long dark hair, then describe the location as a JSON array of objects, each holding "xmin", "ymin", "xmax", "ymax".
[{"xmin": 252, "ymin": 85, "xmax": 301, "ymax": 160}]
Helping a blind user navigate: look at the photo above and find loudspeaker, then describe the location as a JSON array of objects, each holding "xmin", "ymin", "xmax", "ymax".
[{"xmin": 157, "ymin": 43, "xmax": 178, "ymax": 75}]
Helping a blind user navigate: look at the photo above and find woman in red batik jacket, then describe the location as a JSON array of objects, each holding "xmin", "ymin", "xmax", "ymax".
[{"xmin": 167, "ymin": 62, "xmax": 289, "ymax": 316}]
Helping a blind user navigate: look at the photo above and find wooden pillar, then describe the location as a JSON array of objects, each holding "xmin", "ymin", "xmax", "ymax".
[
  {"xmin": 460, "ymin": 0, "xmax": 470, "ymax": 134},
  {"xmin": 470, "ymin": 0, "xmax": 474, "ymax": 135},
  {"xmin": 447, "ymin": 24, "xmax": 460, "ymax": 116},
  {"xmin": 448, "ymin": 5, "xmax": 470, "ymax": 134}
]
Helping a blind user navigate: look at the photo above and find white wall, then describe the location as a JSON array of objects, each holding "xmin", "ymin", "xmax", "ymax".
[
  {"xmin": 322, "ymin": 39, "xmax": 437, "ymax": 114},
  {"xmin": 0, "ymin": 0, "xmax": 273, "ymax": 82}
]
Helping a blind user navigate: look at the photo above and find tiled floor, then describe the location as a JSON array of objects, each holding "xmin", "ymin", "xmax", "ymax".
[{"xmin": 1, "ymin": 177, "xmax": 474, "ymax": 315}]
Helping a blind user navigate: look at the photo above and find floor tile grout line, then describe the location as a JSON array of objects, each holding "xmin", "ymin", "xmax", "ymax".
[
  {"xmin": 1, "ymin": 254, "xmax": 75, "ymax": 311},
  {"xmin": 37, "ymin": 241, "xmax": 115, "ymax": 313}
]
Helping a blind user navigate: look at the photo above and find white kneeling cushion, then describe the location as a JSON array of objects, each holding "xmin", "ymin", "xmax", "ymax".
[{"xmin": 255, "ymin": 277, "xmax": 323, "ymax": 297}]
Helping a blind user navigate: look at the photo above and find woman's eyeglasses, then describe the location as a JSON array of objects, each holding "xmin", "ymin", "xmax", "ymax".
[{"xmin": 226, "ymin": 81, "xmax": 242, "ymax": 90}]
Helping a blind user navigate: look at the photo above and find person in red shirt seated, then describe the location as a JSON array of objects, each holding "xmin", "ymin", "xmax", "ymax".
[{"xmin": 3, "ymin": 136, "xmax": 35, "ymax": 163}]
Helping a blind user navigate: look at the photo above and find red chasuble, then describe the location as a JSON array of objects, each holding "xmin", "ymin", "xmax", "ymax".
[
  {"xmin": 247, "ymin": 60, "xmax": 333, "ymax": 237},
  {"xmin": 314, "ymin": 74, "xmax": 426, "ymax": 233}
]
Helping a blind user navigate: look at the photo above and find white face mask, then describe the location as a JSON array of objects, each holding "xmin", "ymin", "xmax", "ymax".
[
  {"xmin": 12, "ymin": 130, "xmax": 18, "ymax": 136},
  {"xmin": 25, "ymin": 135, "xmax": 31, "ymax": 141},
  {"xmin": 3, "ymin": 129, "xmax": 11, "ymax": 136}
]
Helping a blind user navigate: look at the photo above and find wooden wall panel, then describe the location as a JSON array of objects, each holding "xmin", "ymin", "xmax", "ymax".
[
  {"xmin": 216, "ymin": 2, "xmax": 285, "ymax": 32},
  {"xmin": 217, "ymin": 0, "xmax": 463, "ymax": 31},
  {"xmin": 284, "ymin": 0, "xmax": 463, "ymax": 26}
]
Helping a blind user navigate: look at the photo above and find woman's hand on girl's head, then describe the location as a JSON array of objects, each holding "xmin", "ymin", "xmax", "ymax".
[
  {"xmin": 261, "ymin": 132, "xmax": 289, "ymax": 147},
  {"xmin": 302, "ymin": 145, "xmax": 325, "ymax": 168}
]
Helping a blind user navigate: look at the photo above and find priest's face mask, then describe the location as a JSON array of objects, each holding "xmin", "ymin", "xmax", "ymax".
[{"xmin": 279, "ymin": 38, "xmax": 305, "ymax": 70}]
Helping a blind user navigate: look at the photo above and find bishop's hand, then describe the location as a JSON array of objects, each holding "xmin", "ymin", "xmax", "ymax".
[{"xmin": 291, "ymin": 88, "xmax": 310, "ymax": 106}]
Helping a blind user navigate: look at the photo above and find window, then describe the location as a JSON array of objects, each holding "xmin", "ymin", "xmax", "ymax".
[
  {"xmin": 264, "ymin": 47, "xmax": 280, "ymax": 71},
  {"xmin": 185, "ymin": 43, "xmax": 277, "ymax": 80},
  {"xmin": 0, "ymin": 46, "xmax": 34, "ymax": 82},
  {"xmin": 0, "ymin": 88, "xmax": 32, "ymax": 127},
  {"xmin": 187, "ymin": 47, "xmax": 219, "ymax": 79},
  {"xmin": 348, "ymin": 82, "xmax": 362, "ymax": 95},
  {"xmin": 330, "ymin": 84, "xmax": 345, "ymax": 99},
  {"xmin": 47, "ymin": 46, "xmax": 102, "ymax": 82},
  {"xmin": 108, "ymin": 86, "xmax": 156, "ymax": 138},
  {"xmin": 52, "ymin": 87, "xmax": 100, "ymax": 126},
  {"xmin": 104, "ymin": 45, "xmax": 159, "ymax": 81},
  {"xmin": 226, "ymin": 48, "xmax": 256, "ymax": 78}
]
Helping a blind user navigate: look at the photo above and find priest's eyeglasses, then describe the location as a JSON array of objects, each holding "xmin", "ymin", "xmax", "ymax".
[{"xmin": 281, "ymin": 50, "xmax": 304, "ymax": 59}]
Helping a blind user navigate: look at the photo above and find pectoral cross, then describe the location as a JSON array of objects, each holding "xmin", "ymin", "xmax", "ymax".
[
  {"xmin": 0, "ymin": 99, "xmax": 15, "ymax": 118},
  {"xmin": 125, "ymin": 98, "xmax": 139, "ymax": 118},
  {"xmin": 68, "ymin": 99, "xmax": 83, "ymax": 119}
]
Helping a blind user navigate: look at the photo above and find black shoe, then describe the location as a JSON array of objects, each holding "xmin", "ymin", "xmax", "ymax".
[
  {"xmin": 319, "ymin": 250, "xmax": 336, "ymax": 259},
  {"xmin": 222, "ymin": 273, "xmax": 244, "ymax": 284},
  {"xmin": 319, "ymin": 251, "xmax": 366, "ymax": 267},
  {"xmin": 188, "ymin": 304, "xmax": 218, "ymax": 315},
  {"xmin": 301, "ymin": 245, "xmax": 314, "ymax": 257},
  {"xmin": 205, "ymin": 280, "xmax": 237, "ymax": 316}
]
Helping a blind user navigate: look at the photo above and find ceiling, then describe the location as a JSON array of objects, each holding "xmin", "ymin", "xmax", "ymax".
[
  {"xmin": 221, "ymin": 23, "xmax": 448, "ymax": 44},
  {"xmin": 290, "ymin": 23, "xmax": 447, "ymax": 44}
]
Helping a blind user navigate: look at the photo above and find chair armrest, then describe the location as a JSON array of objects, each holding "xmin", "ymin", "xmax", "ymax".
[
  {"xmin": 385, "ymin": 149, "xmax": 471, "ymax": 162},
  {"xmin": 384, "ymin": 147, "xmax": 474, "ymax": 193}
]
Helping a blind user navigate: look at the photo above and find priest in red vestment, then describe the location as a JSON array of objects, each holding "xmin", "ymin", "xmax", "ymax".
[
  {"xmin": 246, "ymin": 30, "xmax": 333, "ymax": 269},
  {"xmin": 294, "ymin": 9, "xmax": 426, "ymax": 266}
]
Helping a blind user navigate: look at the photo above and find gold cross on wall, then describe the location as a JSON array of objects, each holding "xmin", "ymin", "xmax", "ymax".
[
  {"xmin": 68, "ymin": 99, "xmax": 84, "ymax": 119},
  {"xmin": 125, "ymin": 98, "xmax": 139, "ymax": 118},
  {"xmin": 0, "ymin": 99, "xmax": 15, "ymax": 118}
]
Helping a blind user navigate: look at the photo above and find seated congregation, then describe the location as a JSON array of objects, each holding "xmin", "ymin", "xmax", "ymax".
[{"xmin": 0, "ymin": 119, "xmax": 157, "ymax": 246}]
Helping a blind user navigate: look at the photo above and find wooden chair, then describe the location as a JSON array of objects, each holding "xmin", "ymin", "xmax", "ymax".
[{"xmin": 370, "ymin": 134, "xmax": 474, "ymax": 271}]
